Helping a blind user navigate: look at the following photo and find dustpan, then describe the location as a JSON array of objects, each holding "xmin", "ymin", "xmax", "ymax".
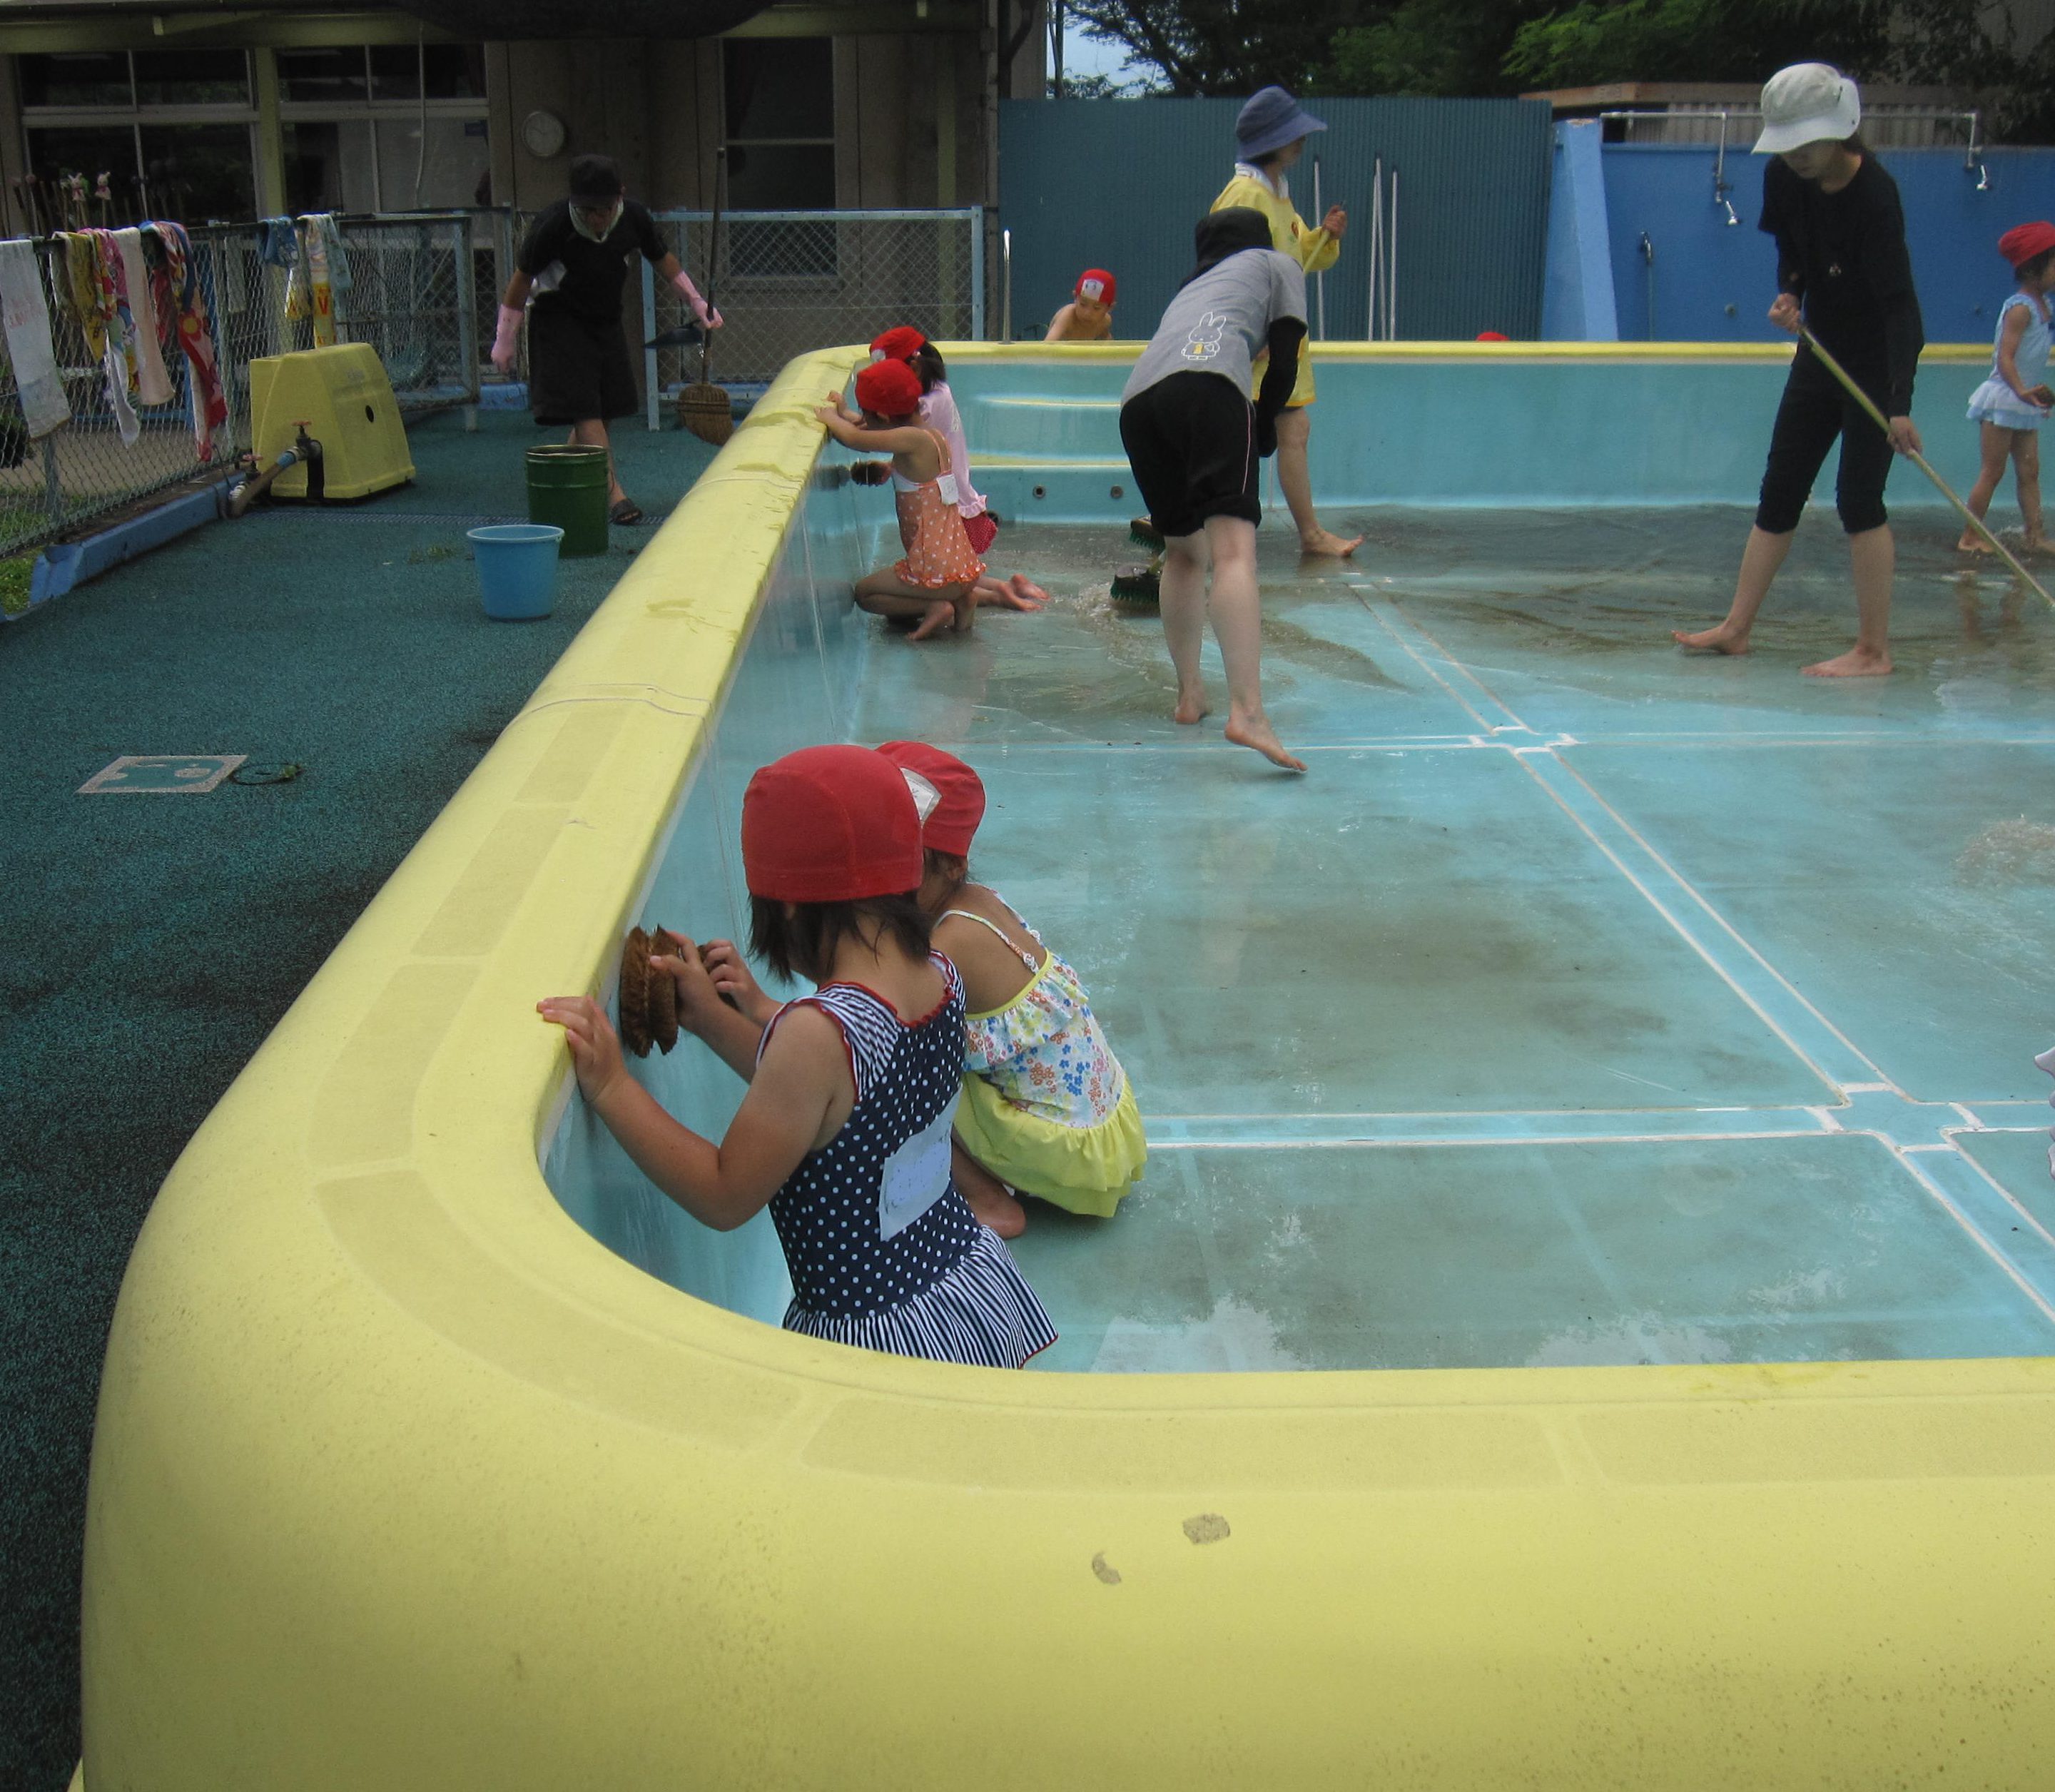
[{"xmin": 676, "ymin": 148, "xmax": 733, "ymax": 447}]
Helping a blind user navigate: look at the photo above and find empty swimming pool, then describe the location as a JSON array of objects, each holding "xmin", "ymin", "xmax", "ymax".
[{"xmin": 83, "ymin": 344, "xmax": 2055, "ymax": 1790}]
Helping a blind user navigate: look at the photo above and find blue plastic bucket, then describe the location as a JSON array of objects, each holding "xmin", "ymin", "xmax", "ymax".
[{"xmin": 469, "ymin": 523, "xmax": 564, "ymax": 621}]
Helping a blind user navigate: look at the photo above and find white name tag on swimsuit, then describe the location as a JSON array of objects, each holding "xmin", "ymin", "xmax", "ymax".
[{"xmin": 878, "ymin": 1095, "xmax": 958, "ymax": 1240}]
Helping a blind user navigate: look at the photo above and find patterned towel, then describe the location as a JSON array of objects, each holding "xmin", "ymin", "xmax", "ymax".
[
  {"xmin": 112, "ymin": 228, "xmax": 173, "ymax": 406},
  {"xmin": 0, "ymin": 239, "xmax": 70, "ymax": 438},
  {"xmin": 147, "ymin": 221, "xmax": 226, "ymax": 460}
]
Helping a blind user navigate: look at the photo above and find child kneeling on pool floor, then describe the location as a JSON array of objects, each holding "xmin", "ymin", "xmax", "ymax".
[
  {"xmin": 538, "ymin": 744, "xmax": 1056, "ymax": 1369},
  {"xmin": 706, "ymin": 741, "xmax": 1146, "ymax": 1239},
  {"xmin": 818, "ymin": 359, "xmax": 983, "ymax": 642}
]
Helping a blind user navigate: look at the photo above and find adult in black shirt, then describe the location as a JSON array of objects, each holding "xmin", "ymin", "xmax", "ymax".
[
  {"xmin": 491, "ymin": 155, "xmax": 720, "ymax": 525},
  {"xmin": 1675, "ymin": 64, "xmax": 1924, "ymax": 678}
]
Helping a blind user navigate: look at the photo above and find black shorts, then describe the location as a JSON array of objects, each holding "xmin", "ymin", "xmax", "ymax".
[
  {"xmin": 527, "ymin": 303, "xmax": 638, "ymax": 427},
  {"xmin": 1755, "ymin": 343, "xmax": 1897, "ymax": 535},
  {"xmin": 1118, "ymin": 370, "xmax": 1259, "ymax": 540}
]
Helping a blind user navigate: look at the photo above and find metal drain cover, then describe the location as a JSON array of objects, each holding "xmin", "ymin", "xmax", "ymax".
[{"xmin": 79, "ymin": 754, "xmax": 247, "ymax": 794}]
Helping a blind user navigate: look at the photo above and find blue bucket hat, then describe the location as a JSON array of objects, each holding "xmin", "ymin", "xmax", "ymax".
[{"xmin": 1236, "ymin": 86, "xmax": 1326, "ymax": 161}]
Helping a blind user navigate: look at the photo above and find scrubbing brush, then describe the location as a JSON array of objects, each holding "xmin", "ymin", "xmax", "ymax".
[
  {"xmin": 1128, "ymin": 515, "xmax": 1164, "ymax": 552},
  {"xmin": 1110, "ymin": 558, "xmax": 1161, "ymax": 608}
]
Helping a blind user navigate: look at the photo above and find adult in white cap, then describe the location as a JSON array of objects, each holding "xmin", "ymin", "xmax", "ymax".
[
  {"xmin": 1675, "ymin": 63, "xmax": 1924, "ymax": 677},
  {"xmin": 1212, "ymin": 86, "xmax": 1361, "ymax": 558}
]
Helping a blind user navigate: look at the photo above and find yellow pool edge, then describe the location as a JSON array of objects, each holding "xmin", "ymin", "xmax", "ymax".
[{"xmin": 79, "ymin": 342, "xmax": 2055, "ymax": 1788}]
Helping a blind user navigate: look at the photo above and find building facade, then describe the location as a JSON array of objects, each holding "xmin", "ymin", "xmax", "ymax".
[{"xmin": 0, "ymin": 0, "xmax": 1046, "ymax": 233}]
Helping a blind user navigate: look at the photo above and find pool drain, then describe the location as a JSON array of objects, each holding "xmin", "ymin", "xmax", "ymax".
[{"xmin": 78, "ymin": 754, "xmax": 246, "ymax": 794}]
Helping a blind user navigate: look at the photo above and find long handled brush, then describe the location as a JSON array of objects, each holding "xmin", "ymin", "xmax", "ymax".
[
  {"xmin": 1801, "ymin": 325, "xmax": 2054, "ymax": 607},
  {"xmin": 676, "ymin": 148, "xmax": 733, "ymax": 447}
]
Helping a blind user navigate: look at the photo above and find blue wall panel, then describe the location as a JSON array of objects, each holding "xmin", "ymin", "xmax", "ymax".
[
  {"xmin": 999, "ymin": 96, "xmax": 1555, "ymax": 343},
  {"xmin": 1603, "ymin": 143, "xmax": 2055, "ymax": 347}
]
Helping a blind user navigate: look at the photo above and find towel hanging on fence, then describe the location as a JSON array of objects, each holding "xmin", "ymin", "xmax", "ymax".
[
  {"xmin": 112, "ymin": 228, "xmax": 173, "ymax": 407},
  {"xmin": 285, "ymin": 214, "xmax": 349, "ymax": 345},
  {"xmin": 59, "ymin": 233, "xmax": 103, "ymax": 358},
  {"xmin": 147, "ymin": 221, "xmax": 226, "ymax": 461},
  {"xmin": 258, "ymin": 216, "xmax": 296, "ymax": 269},
  {"xmin": 0, "ymin": 239, "xmax": 71, "ymax": 438},
  {"xmin": 72, "ymin": 231, "xmax": 140, "ymax": 447}
]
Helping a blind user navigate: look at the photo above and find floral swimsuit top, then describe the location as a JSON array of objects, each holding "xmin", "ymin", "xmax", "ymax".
[{"xmin": 941, "ymin": 895, "xmax": 1127, "ymax": 1129}]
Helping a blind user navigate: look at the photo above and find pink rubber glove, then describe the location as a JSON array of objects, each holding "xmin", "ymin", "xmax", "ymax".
[
  {"xmin": 491, "ymin": 304, "xmax": 522, "ymax": 374},
  {"xmin": 671, "ymin": 270, "xmax": 721, "ymax": 330}
]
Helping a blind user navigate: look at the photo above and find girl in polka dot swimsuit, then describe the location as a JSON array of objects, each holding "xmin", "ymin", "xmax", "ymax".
[{"xmin": 539, "ymin": 745, "xmax": 1054, "ymax": 1370}]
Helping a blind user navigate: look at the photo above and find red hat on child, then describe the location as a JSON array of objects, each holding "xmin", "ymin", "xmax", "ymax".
[
  {"xmin": 1999, "ymin": 222, "xmax": 2055, "ymax": 269},
  {"xmin": 876, "ymin": 741, "xmax": 985, "ymax": 857},
  {"xmin": 869, "ymin": 325, "xmax": 928, "ymax": 362},
  {"xmin": 1075, "ymin": 268, "xmax": 1117, "ymax": 303},
  {"xmin": 853, "ymin": 358, "xmax": 923, "ymax": 418},
  {"xmin": 741, "ymin": 746, "xmax": 923, "ymax": 901}
]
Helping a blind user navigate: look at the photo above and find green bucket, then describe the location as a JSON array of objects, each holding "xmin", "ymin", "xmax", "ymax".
[{"xmin": 524, "ymin": 445, "xmax": 609, "ymax": 558}]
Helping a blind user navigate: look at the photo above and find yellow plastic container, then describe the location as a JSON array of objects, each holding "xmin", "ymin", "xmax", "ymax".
[{"xmin": 248, "ymin": 343, "xmax": 415, "ymax": 500}]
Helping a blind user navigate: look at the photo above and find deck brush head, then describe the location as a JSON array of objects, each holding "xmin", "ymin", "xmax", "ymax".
[
  {"xmin": 1110, "ymin": 562, "xmax": 1160, "ymax": 608},
  {"xmin": 618, "ymin": 926, "xmax": 685, "ymax": 1058},
  {"xmin": 1128, "ymin": 515, "xmax": 1164, "ymax": 551}
]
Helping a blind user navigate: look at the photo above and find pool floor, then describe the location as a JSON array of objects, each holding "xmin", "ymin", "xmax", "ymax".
[{"xmin": 849, "ymin": 509, "xmax": 2055, "ymax": 1372}]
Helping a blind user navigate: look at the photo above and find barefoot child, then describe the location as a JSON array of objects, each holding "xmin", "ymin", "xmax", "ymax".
[
  {"xmin": 1673, "ymin": 64, "xmax": 1924, "ymax": 678},
  {"xmin": 1117, "ymin": 207, "xmax": 1309, "ymax": 771},
  {"xmin": 1959, "ymin": 221, "xmax": 2055, "ymax": 555},
  {"xmin": 538, "ymin": 744, "xmax": 1055, "ymax": 1368},
  {"xmin": 1045, "ymin": 268, "xmax": 1117, "ymax": 342},
  {"xmin": 818, "ymin": 360, "xmax": 980, "ymax": 642},
  {"xmin": 868, "ymin": 325, "xmax": 1047, "ymax": 606}
]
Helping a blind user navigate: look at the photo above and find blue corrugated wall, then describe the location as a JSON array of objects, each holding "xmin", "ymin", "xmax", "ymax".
[
  {"xmin": 1600, "ymin": 143, "xmax": 2055, "ymax": 345},
  {"xmin": 998, "ymin": 97, "xmax": 1556, "ymax": 343}
]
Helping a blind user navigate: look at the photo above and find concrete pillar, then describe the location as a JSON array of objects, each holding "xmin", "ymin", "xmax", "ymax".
[
  {"xmin": 1541, "ymin": 119, "xmax": 1618, "ymax": 342},
  {"xmin": 252, "ymin": 48, "xmax": 286, "ymax": 218}
]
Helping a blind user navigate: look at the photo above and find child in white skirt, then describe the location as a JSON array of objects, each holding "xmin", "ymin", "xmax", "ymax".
[{"xmin": 1959, "ymin": 221, "xmax": 2055, "ymax": 555}]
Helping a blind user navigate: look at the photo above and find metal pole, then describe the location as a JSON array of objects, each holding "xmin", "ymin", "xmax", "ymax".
[
  {"xmin": 41, "ymin": 432, "xmax": 63, "ymax": 534},
  {"xmin": 452, "ymin": 214, "xmax": 479, "ymax": 422},
  {"xmin": 642, "ymin": 254, "xmax": 659, "ymax": 432},
  {"xmin": 1366, "ymin": 158, "xmax": 1381, "ymax": 340},
  {"xmin": 1387, "ymin": 166, "xmax": 1399, "ymax": 341},
  {"xmin": 968, "ymin": 207, "xmax": 985, "ymax": 340},
  {"xmin": 1312, "ymin": 156, "xmax": 1326, "ymax": 341},
  {"xmin": 1001, "ymin": 226, "xmax": 1012, "ymax": 342}
]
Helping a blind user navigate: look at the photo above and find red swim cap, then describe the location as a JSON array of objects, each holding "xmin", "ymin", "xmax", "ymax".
[
  {"xmin": 853, "ymin": 358, "xmax": 923, "ymax": 419},
  {"xmin": 741, "ymin": 746, "xmax": 923, "ymax": 901},
  {"xmin": 1999, "ymin": 222, "xmax": 2055, "ymax": 269},
  {"xmin": 1476, "ymin": 330, "xmax": 1509, "ymax": 341},
  {"xmin": 1075, "ymin": 268, "xmax": 1117, "ymax": 303},
  {"xmin": 868, "ymin": 324, "xmax": 928, "ymax": 362},
  {"xmin": 876, "ymin": 741, "xmax": 985, "ymax": 857}
]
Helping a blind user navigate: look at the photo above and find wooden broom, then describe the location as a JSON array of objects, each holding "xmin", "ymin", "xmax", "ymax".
[{"xmin": 676, "ymin": 148, "xmax": 733, "ymax": 447}]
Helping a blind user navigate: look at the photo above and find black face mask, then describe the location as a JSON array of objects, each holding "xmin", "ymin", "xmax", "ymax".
[{"xmin": 1180, "ymin": 208, "xmax": 1272, "ymax": 290}]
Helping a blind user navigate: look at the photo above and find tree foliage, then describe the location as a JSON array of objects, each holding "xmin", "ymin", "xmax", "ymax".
[{"xmin": 1067, "ymin": 0, "xmax": 2055, "ymax": 140}]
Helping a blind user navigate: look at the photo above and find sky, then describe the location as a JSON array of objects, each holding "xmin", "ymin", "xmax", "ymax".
[{"xmin": 1052, "ymin": 15, "xmax": 1156, "ymax": 89}]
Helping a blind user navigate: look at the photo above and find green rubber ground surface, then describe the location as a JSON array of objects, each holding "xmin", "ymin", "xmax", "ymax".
[{"xmin": 0, "ymin": 407, "xmax": 716, "ymax": 1792}]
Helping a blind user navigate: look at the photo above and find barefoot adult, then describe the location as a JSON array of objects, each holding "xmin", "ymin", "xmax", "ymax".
[
  {"xmin": 1213, "ymin": 86, "xmax": 1362, "ymax": 558},
  {"xmin": 494, "ymin": 154, "xmax": 721, "ymax": 525},
  {"xmin": 1118, "ymin": 208, "xmax": 1310, "ymax": 772},
  {"xmin": 1673, "ymin": 64, "xmax": 1923, "ymax": 677}
]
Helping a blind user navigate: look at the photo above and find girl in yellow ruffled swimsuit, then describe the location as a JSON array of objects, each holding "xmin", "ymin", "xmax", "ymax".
[{"xmin": 876, "ymin": 741, "xmax": 1146, "ymax": 1237}]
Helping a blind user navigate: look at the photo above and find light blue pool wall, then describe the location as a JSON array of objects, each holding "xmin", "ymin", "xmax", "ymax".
[
  {"xmin": 943, "ymin": 350, "xmax": 1989, "ymax": 525},
  {"xmin": 543, "ymin": 452, "xmax": 887, "ymax": 1324}
]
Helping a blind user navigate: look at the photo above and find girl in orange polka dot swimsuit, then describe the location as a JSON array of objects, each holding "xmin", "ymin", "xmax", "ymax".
[{"xmin": 817, "ymin": 358, "xmax": 984, "ymax": 642}]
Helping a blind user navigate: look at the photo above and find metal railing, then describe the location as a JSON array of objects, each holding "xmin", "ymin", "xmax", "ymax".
[{"xmin": 0, "ymin": 213, "xmax": 481, "ymax": 577}]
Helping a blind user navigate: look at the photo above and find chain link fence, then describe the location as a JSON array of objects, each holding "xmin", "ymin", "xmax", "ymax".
[
  {"xmin": 0, "ymin": 213, "xmax": 480, "ymax": 579},
  {"xmin": 0, "ymin": 206, "xmax": 978, "ymax": 581},
  {"xmin": 635, "ymin": 209, "xmax": 983, "ymax": 418}
]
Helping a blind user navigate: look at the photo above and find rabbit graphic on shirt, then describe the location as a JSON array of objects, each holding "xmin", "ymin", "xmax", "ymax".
[{"xmin": 1180, "ymin": 310, "xmax": 1229, "ymax": 364}]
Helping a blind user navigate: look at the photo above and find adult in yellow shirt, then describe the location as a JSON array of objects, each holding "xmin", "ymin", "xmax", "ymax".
[{"xmin": 1212, "ymin": 86, "xmax": 1363, "ymax": 557}]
